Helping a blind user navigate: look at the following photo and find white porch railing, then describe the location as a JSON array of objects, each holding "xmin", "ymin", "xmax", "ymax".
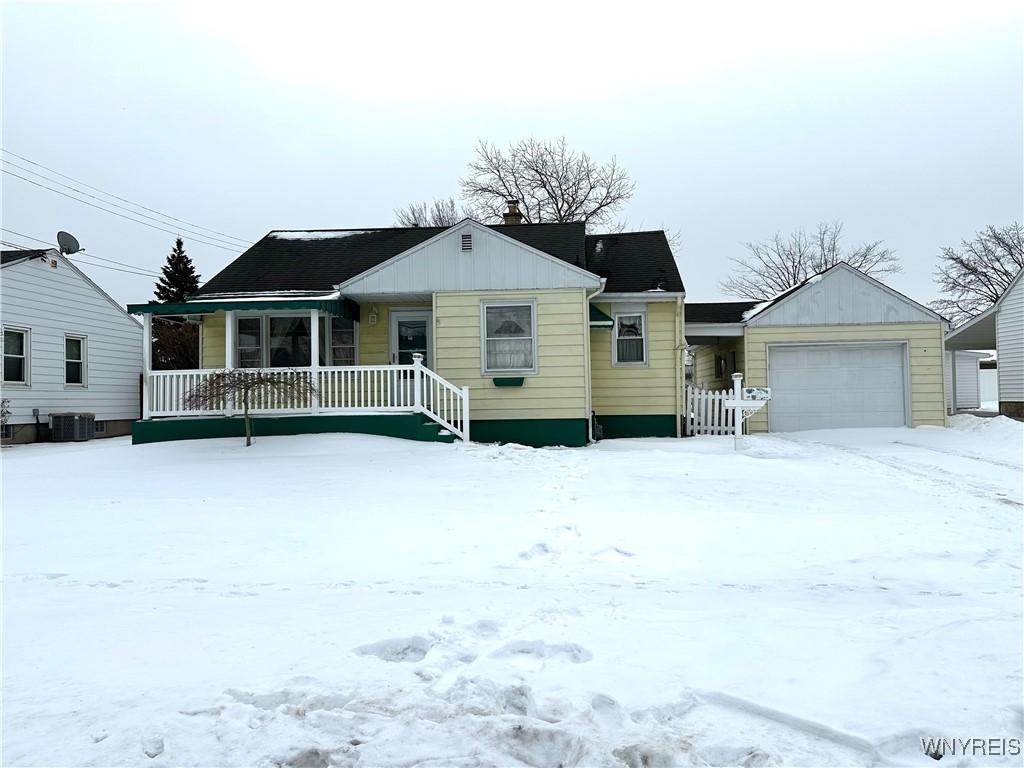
[{"xmin": 144, "ymin": 355, "xmax": 470, "ymax": 441}]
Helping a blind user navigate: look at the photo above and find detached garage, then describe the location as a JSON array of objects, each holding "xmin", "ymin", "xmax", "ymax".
[{"xmin": 687, "ymin": 263, "xmax": 949, "ymax": 433}]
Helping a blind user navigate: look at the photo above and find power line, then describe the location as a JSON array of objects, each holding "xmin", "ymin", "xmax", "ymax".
[
  {"xmin": 0, "ymin": 163, "xmax": 247, "ymax": 250},
  {"xmin": 0, "ymin": 227, "xmax": 54, "ymax": 247},
  {"xmin": 0, "ymin": 148, "xmax": 251, "ymax": 246},
  {"xmin": 0, "ymin": 168, "xmax": 242, "ymax": 252},
  {"xmin": 69, "ymin": 257, "xmax": 160, "ymax": 278},
  {"xmin": 1, "ymin": 240, "xmax": 30, "ymax": 250}
]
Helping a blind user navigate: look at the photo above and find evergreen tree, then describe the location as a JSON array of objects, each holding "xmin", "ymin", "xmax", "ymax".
[
  {"xmin": 152, "ymin": 238, "xmax": 202, "ymax": 369},
  {"xmin": 154, "ymin": 237, "xmax": 200, "ymax": 302}
]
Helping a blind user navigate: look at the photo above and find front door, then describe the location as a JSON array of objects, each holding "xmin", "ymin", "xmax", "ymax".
[{"xmin": 389, "ymin": 310, "xmax": 432, "ymax": 368}]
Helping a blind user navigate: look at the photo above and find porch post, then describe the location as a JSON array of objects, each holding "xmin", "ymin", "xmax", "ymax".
[
  {"xmin": 412, "ymin": 353, "xmax": 423, "ymax": 413},
  {"xmin": 142, "ymin": 313, "xmax": 152, "ymax": 420},
  {"xmin": 461, "ymin": 385, "xmax": 470, "ymax": 442},
  {"xmin": 224, "ymin": 310, "xmax": 235, "ymax": 417},
  {"xmin": 310, "ymin": 309, "xmax": 320, "ymax": 415}
]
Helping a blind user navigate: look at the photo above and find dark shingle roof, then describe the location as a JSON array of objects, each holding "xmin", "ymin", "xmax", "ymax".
[
  {"xmin": 583, "ymin": 231, "xmax": 684, "ymax": 293},
  {"xmin": 1, "ymin": 249, "xmax": 50, "ymax": 266},
  {"xmin": 196, "ymin": 222, "xmax": 679, "ymax": 296},
  {"xmin": 685, "ymin": 301, "xmax": 761, "ymax": 323}
]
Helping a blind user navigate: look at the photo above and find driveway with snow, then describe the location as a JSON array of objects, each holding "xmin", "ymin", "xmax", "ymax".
[{"xmin": 2, "ymin": 416, "xmax": 1022, "ymax": 766}]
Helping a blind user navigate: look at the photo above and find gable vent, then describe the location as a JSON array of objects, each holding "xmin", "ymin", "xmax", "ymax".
[{"xmin": 461, "ymin": 233, "xmax": 473, "ymax": 252}]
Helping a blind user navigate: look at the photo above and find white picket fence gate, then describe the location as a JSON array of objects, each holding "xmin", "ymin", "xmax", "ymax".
[{"xmin": 684, "ymin": 384, "xmax": 737, "ymax": 436}]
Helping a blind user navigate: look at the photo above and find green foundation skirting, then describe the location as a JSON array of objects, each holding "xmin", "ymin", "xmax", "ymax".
[
  {"xmin": 594, "ymin": 414, "xmax": 678, "ymax": 439},
  {"xmin": 469, "ymin": 418, "xmax": 588, "ymax": 448},
  {"xmin": 132, "ymin": 413, "xmax": 452, "ymax": 445}
]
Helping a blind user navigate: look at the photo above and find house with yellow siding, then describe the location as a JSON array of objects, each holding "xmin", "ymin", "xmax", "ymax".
[
  {"xmin": 687, "ymin": 263, "xmax": 949, "ymax": 433},
  {"xmin": 127, "ymin": 208, "xmax": 950, "ymax": 446},
  {"xmin": 128, "ymin": 204, "xmax": 686, "ymax": 446}
]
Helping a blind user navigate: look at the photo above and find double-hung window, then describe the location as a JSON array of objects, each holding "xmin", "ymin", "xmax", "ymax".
[
  {"xmin": 318, "ymin": 317, "xmax": 356, "ymax": 366},
  {"xmin": 236, "ymin": 318, "xmax": 262, "ymax": 368},
  {"xmin": 482, "ymin": 302, "xmax": 535, "ymax": 373},
  {"xmin": 613, "ymin": 312, "xmax": 647, "ymax": 366},
  {"xmin": 65, "ymin": 335, "xmax": 87, "ymax": 386},
  {"xmin": 3, "ymin": 327, "xmax": 29, "ymax": 384}
]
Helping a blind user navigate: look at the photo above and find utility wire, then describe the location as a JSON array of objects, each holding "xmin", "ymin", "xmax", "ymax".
[
  {"xmin": 1, "ymin": 163, "xmax": 246, "ymax": 250},
  {"xmin": 1, "ymin": 239, "xmax": 30, "ymax": 250},
  {"xmin": 1, "ymin": 168, "xmax": 242, "ymax": 252},
  {"xmin": 69, "ymin": 257, "xmax": 161, "ymax": 278},
  {"xmin": 0, "ymin": 227, "xmax": 52, "ymax": 247},
  {"xmin": 0, "ymin": 148, "xmax": 251, "ymax": 246}
]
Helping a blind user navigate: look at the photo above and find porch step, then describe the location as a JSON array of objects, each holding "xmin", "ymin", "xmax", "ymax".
[{"xmin": 419, "ymin": 417, "xmax": 456, "ymax": 444}]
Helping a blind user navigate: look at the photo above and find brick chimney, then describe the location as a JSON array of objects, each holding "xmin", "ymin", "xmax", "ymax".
[{"xmin": 502, "ymin": 199, "xmax": 524, "ymax": 225}]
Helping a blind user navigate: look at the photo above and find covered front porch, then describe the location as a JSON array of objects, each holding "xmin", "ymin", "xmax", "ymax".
[{"xmin": 128, "ymin": 296, "xmax": 469, "ymax": 441}]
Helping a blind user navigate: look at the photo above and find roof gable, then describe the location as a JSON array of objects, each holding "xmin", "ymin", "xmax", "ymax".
[
  {"xmin": 747, "ymin": 263, "xmax": 943, "ymax": 327},
  {"xmin": 337, "ymin": 220, "xmax": 602, "ymax": 296}
]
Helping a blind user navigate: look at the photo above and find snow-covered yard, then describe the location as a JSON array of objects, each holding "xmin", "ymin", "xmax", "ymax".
[{"xmin": 2, "ymin": 416, "xmax": 1022, "ymax": 767}]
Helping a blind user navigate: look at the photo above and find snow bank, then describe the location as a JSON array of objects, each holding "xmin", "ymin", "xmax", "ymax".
[{"xmin": 269, "ymin": 230, "xmax": 375, "ymax": 240}]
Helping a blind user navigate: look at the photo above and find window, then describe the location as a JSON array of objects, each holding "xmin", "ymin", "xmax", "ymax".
[
  {"xmin": 94, "ymin": 421, "xmax": 106, "ymax": 434},
  {"xmin": 715, "ymin": 351, "xmax": 737, "ymax": 379},
  {"xmin": 3, "ymin": 327, "xmax": 29, "ymax": 384},
  {"xmin": 268, "ymin": 316, "xmax": 311, "ymax": 367},
  {"xmin": 318, "ymin": 316, "xmax": 356, "ymax": 366},
  {"xmin": 613, "ymin": 312, "xmax": 647, "ymax": 366},
  {"xmin": 236, "ymin": 318, "xmax": 262, "ymax": 368},
  {"xmin": 482, "ymin": 302, "xmax": 535, "ymax": 373},
  {"xmin": 65, "ymin": 335, "xmax": 86, "ymax": 386}
]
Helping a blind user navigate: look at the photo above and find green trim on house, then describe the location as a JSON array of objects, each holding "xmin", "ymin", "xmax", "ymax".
[
  {"xmin": 594, "ymin": 414, "xmax": 677, "ymax": 439},
  {"xmin": 589, "ymin": 304, "xmax": 613, "ymax": 326},
  {"xmin": 126, "ymin": 297, "xmax": 360, "ymax": 318},
  {"xmin": 469, "ymin": 418, "xmax": 588, "ymax": 447},
  {"xmin": 132, "ymin": 413, "xmax": 453, "ymax": 445}
]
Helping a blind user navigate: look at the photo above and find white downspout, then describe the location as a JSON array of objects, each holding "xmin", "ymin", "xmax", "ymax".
[
  {"xmin": 585, "ymin": 279, "xmax": 607, "ymax": 443},
  {"xmin": 675, "ymin": 295, "xmax": 684, "ymax": 438}
]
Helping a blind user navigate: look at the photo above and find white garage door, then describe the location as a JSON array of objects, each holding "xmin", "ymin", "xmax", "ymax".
[{"xmin": 768, "ymin": 344, "xmax": 907, "ymax": 432}]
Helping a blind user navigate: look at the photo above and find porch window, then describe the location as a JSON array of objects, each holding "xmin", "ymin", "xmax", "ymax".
[
  {"xmin": 3, "ymin": 327, "xmax": 29, "ymax": 384},
  {"xmin": 482, "ymin": 302, "xmax": 535, "ymax": 373},
  {"xmin": 65, "ymin": 335, "xmax": 87, "ymax": 386},
  {"xmin": 269, "ymin": 316, "xmax": 311, "ymax": 367},
  {"xmin": 319, "ymin": 317, "xmax": 356, "ymax": 366},
  {"xmin": 613, "ymin": 312, "xmax": 646, "ymax": 366},
  {"xmin": 236, "ymin": 318, "xmax": 262, "ymax": 368}
]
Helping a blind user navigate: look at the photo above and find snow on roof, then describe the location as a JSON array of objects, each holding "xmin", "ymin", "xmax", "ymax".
[{"xmin": 269, "ymin": 230, "xmax": 375, "ymax": 240}]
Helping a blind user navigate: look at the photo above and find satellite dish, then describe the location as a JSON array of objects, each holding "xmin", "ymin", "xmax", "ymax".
[{"xmin": 56, "ymin": 231, "xmax": 81, "ymax": 255}]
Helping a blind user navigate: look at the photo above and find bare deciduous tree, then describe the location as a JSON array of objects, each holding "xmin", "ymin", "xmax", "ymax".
[
  {"xmin": 184, "ymin": 370, "xmax": 317, "ymax": 447},
  {"xmin": 721, "ymin": 221, "xmax": 901, "ymax": 300},
  {"xmin": 931, "ymin": 223, "xmax": 1024, "ymax": 326},
  {"xmin": 459, "ymin": 137, "xmax": 634, "ymax": 228},
  {"xmin": 394, "ymin": 197, "xmax": 464, "ymax": 228}
]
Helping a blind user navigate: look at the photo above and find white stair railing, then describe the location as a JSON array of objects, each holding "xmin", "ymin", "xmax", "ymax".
[{"xmin": 412, "ymin": 353, "xmax": 470, "ymax": 442}]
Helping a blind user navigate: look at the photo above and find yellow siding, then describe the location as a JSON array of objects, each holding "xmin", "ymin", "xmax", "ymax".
[
  {"xmin": 743, "ymin": 322, "xmax": 947, "ymax": 432},
  {"xmin": 434, "ymin": 289, "xmax": 589, "ymax": 421},
  {"xmin": 590, "ymin": 301, "xmax": 681, "ymax": 415},
  {"xmin": 358, "ymin": 302, "xmax": 431, "ymax": 364},
  {"xmin": 691, "ymin": 337, "xmax": 745, "ymax": 391},
  {"xmin": 200, "ymin": 311, "xmax": 226, "ymax": 368}
]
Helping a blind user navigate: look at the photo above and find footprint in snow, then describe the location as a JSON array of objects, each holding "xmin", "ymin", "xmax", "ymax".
[
  {"xmin": 354, "ymin": 635, "xmax": 433, "ymax": 662},
  {"xmin": 492, "ymin": 640, "xmax": 592, "ymax": 663}
]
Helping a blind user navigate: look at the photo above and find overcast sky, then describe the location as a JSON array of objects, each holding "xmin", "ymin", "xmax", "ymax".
[{"xmin": 2, "ymin": 1, "xmax": 1021, "ymax": 309}]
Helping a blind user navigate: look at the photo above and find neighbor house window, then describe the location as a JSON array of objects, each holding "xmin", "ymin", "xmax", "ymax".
[
  {"xmin": 3, "ymin": 327, "xmax": 29, "ymax": 384},
  {"xmin": 613, "ymin": 312, "xmax": 647, "ymax": 366},
  {"xmin": 236, "ymin": 318, "xmax": 262, "ymax": 368},
  {"xmin": 64, "ymin": 335, "xmax": 87, "ymax": 386},
  {"xmin": 319, "ymin": 316, "xmax": 356, "ymax": 366},
  {"xmin": 482, "ymin": 302, "xmax": 535, "ymax": 373}
]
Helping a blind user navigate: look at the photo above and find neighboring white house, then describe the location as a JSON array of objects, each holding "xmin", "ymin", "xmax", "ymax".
[
  {"xmin": 944, "ymin": 350, "xmax": 987, "ymax": 411},
  {"xmin": 945, "ymin": 268, "xmax": 1024, "ymax": 418},
  {"xmin": 1, "ymin": 248, "xmax": 143, "ymax": 443}
]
